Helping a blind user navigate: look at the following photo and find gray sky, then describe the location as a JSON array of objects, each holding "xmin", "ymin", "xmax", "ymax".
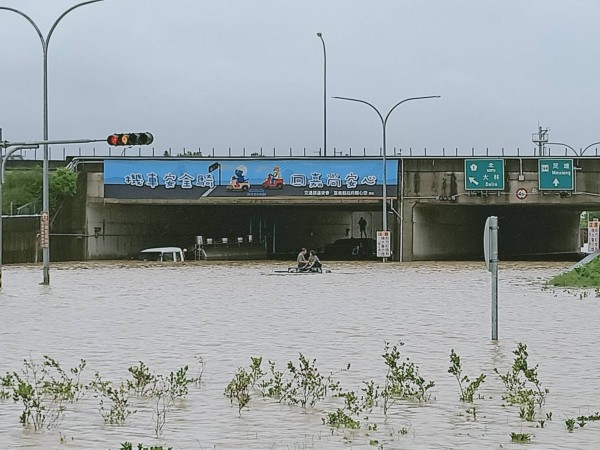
[{"xmin": 1, "ymin": 0, "xmax": 599, "ymax": 157}]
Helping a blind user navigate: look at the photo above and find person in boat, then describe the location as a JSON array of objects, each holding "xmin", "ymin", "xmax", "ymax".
[
  {"xmin": 303, "ymin": 250, "xmax": 322, "ymax": 272},
  {"xmin": 297, "ymin": 247, "xmax": 308, "ymax": 269}
]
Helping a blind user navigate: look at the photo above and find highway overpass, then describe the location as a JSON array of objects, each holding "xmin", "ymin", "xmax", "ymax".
[{"xmin": 54, "ymin": 155, "xmax": 600, "ymax": 261}]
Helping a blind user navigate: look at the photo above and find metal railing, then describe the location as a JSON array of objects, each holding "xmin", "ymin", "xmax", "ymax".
[{"xmin": 6, "ymin": 144, "xmax": 600, "ymax": 161}]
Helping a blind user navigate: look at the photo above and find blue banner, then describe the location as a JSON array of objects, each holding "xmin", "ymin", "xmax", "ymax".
[{"xmin": 104, "ymin": 158, "xmax": 397, "ymax": 199}]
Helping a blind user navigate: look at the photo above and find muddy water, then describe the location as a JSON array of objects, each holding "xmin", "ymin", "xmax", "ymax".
[{"xmin": 1, "ymin": 260, "xmax": 599, "ymax": 449}]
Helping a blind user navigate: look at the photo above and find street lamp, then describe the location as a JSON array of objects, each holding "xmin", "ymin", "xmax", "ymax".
[
  {"xmin": 0, "ymin": 0, "xmax": 103, "ymax": 285},
  {"xmin": 547, "ymin": 141, "xmax": 600, "ymax": 157},
  {"xmin": 333, "ymin": 95, "xmax": 440, "ymax": 261},
  {"xmin": 316, "ymin": 33, "xmax": 327, "ymax": 156}
]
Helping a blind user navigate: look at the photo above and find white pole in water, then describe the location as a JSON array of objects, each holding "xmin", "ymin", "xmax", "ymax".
[{"xmin": 484, "ymin": 216, "xmax": 499, "ymax": 341}]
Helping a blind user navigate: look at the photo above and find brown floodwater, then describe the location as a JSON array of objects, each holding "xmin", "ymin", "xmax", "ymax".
[{"xmin": 1, "ymin": 260, "xmax": 599, "ymax": 449}]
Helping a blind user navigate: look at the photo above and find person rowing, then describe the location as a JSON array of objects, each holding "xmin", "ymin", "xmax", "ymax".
[
  {"xmin": 296, "ymin": 247, "xmax": 308, "ymax": 269},
  {"xmin": 302, "ymin": 250, "xmax": 322, "ymax": 273}
]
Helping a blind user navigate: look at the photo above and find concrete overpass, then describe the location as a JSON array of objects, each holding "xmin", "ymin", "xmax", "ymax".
[{"xmin": 59, "ymin": 155, "xmax": 600, "ymax": 261}]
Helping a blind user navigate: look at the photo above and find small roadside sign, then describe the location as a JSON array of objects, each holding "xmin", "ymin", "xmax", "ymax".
[
  {"xmin": 515, "ymin": 187, "xmax": 528, "ymax": 200},
  {"xmin": 589, "ymin": 219, "xmax": 599, "ymax": 253},
  {"xmin": 538, "ymin": 159, "xmax": 574, "ymax": 190},
  {"xmin": 376, "ymin": 231, "xmax": 391, "ymax": 258},
  {"xmin": 40, "ymin": 211, "xmax": 50, "ymax": 249},
  {"xmin": 464, "ymin": 159, "xmax": 505, "ymax": 190}
]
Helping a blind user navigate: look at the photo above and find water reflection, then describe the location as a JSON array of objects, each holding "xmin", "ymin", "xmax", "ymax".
[{"xmin": 1, "ymin": 260, "xmax": 600, "ymax": 449}]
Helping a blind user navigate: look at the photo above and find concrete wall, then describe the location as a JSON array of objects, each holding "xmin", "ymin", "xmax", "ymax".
[{"xmin": 3, "ymin": 216, "xmax": 38, "ymax": 263}]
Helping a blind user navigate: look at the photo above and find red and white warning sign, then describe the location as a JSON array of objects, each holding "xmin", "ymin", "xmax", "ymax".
[
  {"xmin": 40, "ymin": 211, "xmax": 50, "ymax": 249},
  {"xmin": 515, "ymin": 188, "xmax": 528, "ymax": 200}
]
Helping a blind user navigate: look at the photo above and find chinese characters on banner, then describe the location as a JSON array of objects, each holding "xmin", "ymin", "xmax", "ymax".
[
  {"xmin": 376, "ymin": 231, "xmax": 391, "ymax": 258},
  {"xmin": 103, "ymin": 159, "xmax": 397, "ymax": 199}
]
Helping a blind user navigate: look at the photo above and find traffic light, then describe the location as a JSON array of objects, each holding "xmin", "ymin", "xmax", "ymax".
[{"xmin": 107, "ymin": 132, "xmax": 154, "ymax": 146}]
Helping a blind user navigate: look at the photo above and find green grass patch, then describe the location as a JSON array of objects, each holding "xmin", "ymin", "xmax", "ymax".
[{"xmin": 549, "ymin": 256, "xmax": 600, "ymax": 287}]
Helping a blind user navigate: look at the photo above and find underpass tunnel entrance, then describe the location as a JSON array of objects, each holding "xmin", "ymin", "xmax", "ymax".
[
  {"xmin": 412, "ymin": 203, "xmax": 583, "ymax": 260},
  {"xmin": 86, "ymin": 202, "xmax": 383, "ymax": 260}
]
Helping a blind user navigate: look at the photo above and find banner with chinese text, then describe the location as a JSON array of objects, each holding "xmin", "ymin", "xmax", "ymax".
[{"xmin": 104, "ymin": 159, "xmax": 397, "ymax": 199}]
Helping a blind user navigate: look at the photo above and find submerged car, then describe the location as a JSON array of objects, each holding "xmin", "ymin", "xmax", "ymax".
[
  {"xmin": 138, "ymin": 247, "xmax": 185, "ymax": 262},
  {"xmin": 322, "ymin": 238, "xmax": 377, "ymax": 260}
]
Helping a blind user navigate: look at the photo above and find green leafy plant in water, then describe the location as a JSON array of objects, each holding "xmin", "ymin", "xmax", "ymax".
[
  {"xmin": 0, "ymin": 372, "xmax": 14, "ymax": 400},
  {"xmin": 127, "ymin": 361, "xmax": 156, "ymax": 396},
  {"xmin": 510, "ymin": 432, "xmax": 531, "ymax": 443},
  {"xmin": 565, "ymin": 412, "xmax": 600, "ymax": 432},
  {"xmin": 494, "ymin": 342, "xmax": 548, "ymax": 422},
  {"xmin": 257, "ymin": 359, "xmax": 289, "ymax": 399},
  {"xmin": 381, "ymin": 341, "xmax": 435, "ymax": 415},
  {"xmin": 118, "ymin": 443, "xmax": 173, "ymax": 450},
  {"xmin": 4, "ymin": 355, "xmax": 86, "ymax": 430},
  {"xmin": 324, "ymin": 389, "xmax": 361, "ymax": 429},
  {"xmin": 283, "ymin": 353, "xmax": 341, "ymax": 408},
  {"xmin": 360, "ymin": 380, "xmax": 379, "ymax": 412},
  {"xmin": 519, "ymin": 398, "xmax": 537, "ymax": 422},
  {"xmin": 448, "ymin": 349, "xmax": 486, "ymax": 403},
  {"xmin": 248, "ymin": 356, "xmax": 265, "ymax": 388},
  {"xmin": 466, "ymin": 406, "xmax": 477, "ymax": 421},
  {"xmin": 89, "ymin": 372, "xmax": 136, "ymax": 425},
  {"xmin": 224, "ymin": 367, "xmax": 252, "ymax": 416},
  {"xmin": 151, "ymin": 365, "xmax": 198, "ymax": 436}
]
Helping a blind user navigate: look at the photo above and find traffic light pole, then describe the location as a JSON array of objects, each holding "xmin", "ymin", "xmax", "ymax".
[{"xmin": 0, "ymin": 137, "xmax": 106, "ymax": 287}]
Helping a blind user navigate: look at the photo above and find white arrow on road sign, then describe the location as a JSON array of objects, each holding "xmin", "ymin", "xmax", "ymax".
[
  {"xmin": 553, "ymin": 178, "xmax": 560, "ymax": 186},
  {"xmin": 468, "ymin": 177, "xmax": 479, "ymax": 186}
]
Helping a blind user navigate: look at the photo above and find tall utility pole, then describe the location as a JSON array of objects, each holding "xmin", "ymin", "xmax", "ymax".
[
  {"xmin": 0, "ymin": 1, "xmax": 104, "ymax": 284},
  {"xmin": 317, "ymin": 33, "xmax": 327, "ymax": 156},
  {"xmin": 333, "ymin": 95, "xmax": 440, "ymax": 261}
]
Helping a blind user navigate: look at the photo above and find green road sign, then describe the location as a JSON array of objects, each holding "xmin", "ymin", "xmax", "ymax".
[
  {"xmin": 538, "ymin": 159, "xmax": 574, "ymax": 190},
  {"xmin": 464, "ymin": 159, "xmax": 505, "ymax": 190}
]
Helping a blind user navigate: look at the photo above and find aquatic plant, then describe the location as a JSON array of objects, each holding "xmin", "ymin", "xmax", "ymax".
[
  {"xmin": 495, "ymin": 343, "xmax": 547, "ymax": 406},
  {"xmin": 381, "ymin": 341, "xmax": 435, "ymax": 414},
  {"xmin": 224, "ymin": 367, "xmax": 252, "ymax": 415},
  {"xmin": 118, "ymin": 443, "xmax": 173, "ymax": 450},
  {"xmin": 127, "ymin": 361, "xmax": 156, "ymax": 396},
  {"xmin": 564, "ymin": 412, "xmax": 600, "ymax": 432},
  {"xmin": 510, "ymin": 432, "xmax": 531, "ymax": 443},
  {"xmin": 257, "ymin": 359, "xmax": 289, "ymax": 399},
  {"xmin": 151, "ymin": 365, "xmax": 198, "ymax": 436},
  {"xmin": 495, "ymin": 343, "xmax": 549, "ymax": 423},
  {"xmin": 448, "ymin": 349, "xmax": 486, "ymax": 403},
  {"xmin": 89, "ymin": 372, "xmax": 135, "ymax": 425},
  {"xmin": 283, "ymin": 353, "xmax": 341, "ymax": 408},
  {"xmin": 1, "ymin": 355, "xmax": 87, "ymax": 430},
  {"xmin": 324, "ymin": 389, "xmax": 361, "ymax": 429}
]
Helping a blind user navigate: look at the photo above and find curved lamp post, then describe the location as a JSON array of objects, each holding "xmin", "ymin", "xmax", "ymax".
[
  {"xmin": 0, "ymin": 0, "xmax": 103, "ymax": 285},
  {"xmin": 316, "ymin": 33, "xmax": 327, "ymax": 156},
  {"xmin": 547, "ymin": 141, "xmax": 600, "ymax": 157},
  {"xmin": 333, "ymin": 95, "xmax": 440, "ymax": 261}
]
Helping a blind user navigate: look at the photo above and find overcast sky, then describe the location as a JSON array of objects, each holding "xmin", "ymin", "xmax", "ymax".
[{"xmin": 1, "ymin": 0, "xmax": 599, "ymax": 157}]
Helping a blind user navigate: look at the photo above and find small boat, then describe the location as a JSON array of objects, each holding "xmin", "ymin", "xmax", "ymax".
[{"xmin": 270, "ymin": 266, "xmax": 331, "ymax": 275}]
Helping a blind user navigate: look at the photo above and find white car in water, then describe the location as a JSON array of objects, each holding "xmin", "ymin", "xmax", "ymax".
[{"xmin": 138, "ymin": 247, "xmax": 185, "ymax": 262}]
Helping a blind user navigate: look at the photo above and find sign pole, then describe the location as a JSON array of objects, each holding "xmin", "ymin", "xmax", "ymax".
[{"xmin": 484, "ymin": 216, "xmax": 499, "ymax": 341}]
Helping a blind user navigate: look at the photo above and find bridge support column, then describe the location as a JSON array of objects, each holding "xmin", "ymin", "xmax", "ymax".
[{"xmin": 400, "ymin": 199, "xmax": 416, "ymax": 262}]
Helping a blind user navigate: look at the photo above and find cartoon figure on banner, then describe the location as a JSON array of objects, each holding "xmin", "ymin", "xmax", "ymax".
[
  {"xmin": 227, "ymin": 165, "xmax": 250, "ymax": 191},
  {"xmin": 261, "ymin": 165, "xmax": 285, "ymax": 189}
]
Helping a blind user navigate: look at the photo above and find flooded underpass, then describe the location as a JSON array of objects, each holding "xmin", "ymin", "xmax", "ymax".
[{"xmin": 1, "ymin": 260, "xmax": 600, "ymax": 449}]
